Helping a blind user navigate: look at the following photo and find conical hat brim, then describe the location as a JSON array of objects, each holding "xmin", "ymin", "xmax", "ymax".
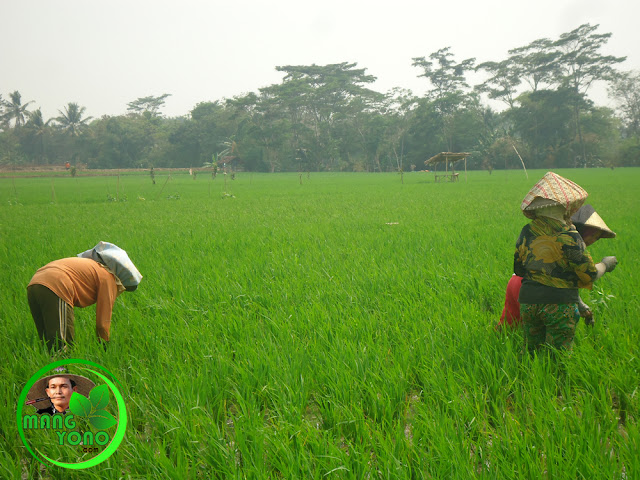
[
  {"xmin": 571, "ymin": 204, "xmax": 616, "ymax": 238},
  {"xmin": 521, "ymin": 172, "xmax": 588, "ymax": 219},
  {"xmin": 26, "ymin": 374, "xmax": 95, "ymax": 410}
]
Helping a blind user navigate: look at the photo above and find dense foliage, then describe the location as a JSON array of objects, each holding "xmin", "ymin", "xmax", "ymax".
[{"xmin": 2, "ymin": 23, "xmax": 639, "ymax": 172}]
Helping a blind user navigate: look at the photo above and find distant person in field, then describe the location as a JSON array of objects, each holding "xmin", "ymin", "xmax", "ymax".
[
  {"xmin": 497, "ymin": 204, "xmax": 616, "ymax": 329},
  {"xmin": 27, "ymin": 242, "xmax": 142, "ymax": 350},
  {"xmin": 513, "ymin": 172, "xmax": 618, "ymax": 353}
]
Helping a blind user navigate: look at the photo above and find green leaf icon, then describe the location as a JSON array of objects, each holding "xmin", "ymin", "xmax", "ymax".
[
  {"xmin": 88, "ymin": 409, "xmax": 118, "ymax": 430},
  {"xmin": 89, "ymin": 384, "xmax": 110, "ymax": 410},
  {"xmin": 69, "ymin": 392, "xmax": 92, "ymax": 417}
]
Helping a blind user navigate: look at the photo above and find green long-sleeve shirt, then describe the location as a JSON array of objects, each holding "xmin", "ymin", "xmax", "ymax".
[{"xmin": 514, "ymin": 216, "xmax": 598, "ymax": 304}]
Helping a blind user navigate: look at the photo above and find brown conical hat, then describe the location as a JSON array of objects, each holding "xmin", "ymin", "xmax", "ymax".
[
  {"xmin": 571, "ymin": 204, "xmax": 616, "ymax": 238},
  {"xmin": 26, "ymin": 373, "xmax": 95, "ymax": 410},
  {"xmin": 521, "ymin": 172, "xmax": 588, "ymax": 219}
]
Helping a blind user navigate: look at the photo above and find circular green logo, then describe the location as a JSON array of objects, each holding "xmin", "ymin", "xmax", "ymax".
[{"xmin": 17, "ymin": 359, "xmax": 127, "ymax": 470}]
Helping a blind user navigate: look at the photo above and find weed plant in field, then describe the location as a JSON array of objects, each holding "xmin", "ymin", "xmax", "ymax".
[{"xmin": 0, "ymin": 169, "xmax": 638, "ymax": 478}]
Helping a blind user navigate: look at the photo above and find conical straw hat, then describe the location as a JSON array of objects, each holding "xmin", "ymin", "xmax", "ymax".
[
  {"xmin": 571, "ymin": 204, "xmax": 616, "ymax": 238},
  {"xmin": 26, "ymin": 373, "xmax": 95, "ymax": 410},
  {"xmin": 521, "ymin": 172, "xmax": 588, "ymax": 219}
]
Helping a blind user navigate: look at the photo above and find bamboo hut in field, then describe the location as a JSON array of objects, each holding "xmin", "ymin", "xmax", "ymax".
[{"xmin": 425, "ymin": 152, "xmax": 471, "ymax": 182}]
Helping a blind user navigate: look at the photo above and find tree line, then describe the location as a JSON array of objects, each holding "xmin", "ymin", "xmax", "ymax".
[{"xmin": 2, "ymin": 23, "xmax": 639, "ymax": 172}]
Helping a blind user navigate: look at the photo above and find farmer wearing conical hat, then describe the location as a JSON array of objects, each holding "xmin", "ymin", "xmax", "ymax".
[
  {"xmin": 514, "ymin": 172, "xmax": 618, "ymax": 353},
  {"xmin": 27, "ymin": 242, "xmax": 142, "ymax": 350},
  {"xmin": 26, "ymin": 373, "xmax": 94, "ymax": 415},
  {"xmin": 498, "ymin": 203, "xmax": 617, "ymax": 329}
]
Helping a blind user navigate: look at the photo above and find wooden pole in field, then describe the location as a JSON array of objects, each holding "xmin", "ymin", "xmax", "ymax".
[
  {"xmin": 506, "ymin": 153, "xmax": 508, "ymax": 182},
  {"xmin": 155, "ymin": 175, "xmax": 171, "ymax": 200},
  {"xmin": 465, "ymin": 157, "xmax": 467, "ymax": 182},
  {"xmin": 512, "ymin": 145, "xmax": 528, "ymax": 179},
  {"xmin": 51, "ymin": 179, "xmax": 57, "ymax": 203}
]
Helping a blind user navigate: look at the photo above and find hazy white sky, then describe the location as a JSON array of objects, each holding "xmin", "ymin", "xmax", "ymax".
[{"xmin": 2, "ymin": 0, "xmax": 638, "ymax": 119}]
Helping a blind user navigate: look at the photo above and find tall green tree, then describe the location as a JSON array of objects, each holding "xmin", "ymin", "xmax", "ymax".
[
  {"xmin": 55, "ymin": 102, "xmax": 93, "ymax": 136},
  {"xmin": 348, "ymin": 98, "xmax": 388, "ymax": 171},
  {"xmin": 554, "ymin": 23, "xmax": 626, "ymax": 165},
  {"xmin": 413, "ymin": 47, "xmax": 476, "ymax": 102},
  {"xmin": 0, "ymin": 94, "xmax": 5, "ymax": 130},
  {"xmin": 54, "ymin": 102, "xmax": 93, "ymax": 165},
  {"xmin": 507, "ymin": 88, "xmax": 582, "ymax": 168},
  {"xmin": 84, "ymin": 115, "xmax": 150, "ymax": 168},
  {"xmin": 608, "ymin": 70, "xmax": 640, "ymax": 166},
  {"xmin": 475, "ymin": 59, "xmax": 521, "ymax": 108},
  {"xmin": 412, "ymin": 47, "xmax": 476, "ymax": 151},
  {"xmin": 124, "ymin": 95, "xmax": 175, "ymax": 167},
  {"xmin": 189, "ymin": 101, "xmax": 229, "ymax": 166},
  {"xmin": 265, "ymin": 62, "xmax": 379, "ymax": 170},
  {"xmin": 236, "ymin": 91, "xmax": 291, "ymax": 172},
  {"xmin": 609, "ymin": 70, "xmax": 640, "ymax": 138},
  {"xmin": 260, "ymin": 77, "xmax": 312, "ymax": 168},
  {"xmin": 127, "ymin": 94, "xmax": 171, "ymax": 117},
  {"xmin": 578, "ymin": 106, "xmax": 620, "ymax": 167},
  {"xmin": 508, "ymin": 38, "xmax": 560, "ymax": 92},
  {"xmin": 166, "ymin": 101, "xmax": 239, "ymax": 169},
  {"xmin": 0, "ymin": 130, "xmax": 25, "ymax": 166},
  {"xmin": 379, "ymin": 88, "xmax": 418, "ymax": 172},
  {"xmin": 25, "ymin": 108, "xmax": 53, "ymax": 164},
  {"xmin": 405, "ymin": 99, "xmax": 444, "ymax": 166},
  {"xmin": 1, "ymin": 91, "xmax": 33, "ymax": 129}
]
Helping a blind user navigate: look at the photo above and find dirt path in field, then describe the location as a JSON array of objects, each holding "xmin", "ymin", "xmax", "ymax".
[{"xmin": 0, "ymin": 166, "xmax": 195, "ymax": 178}]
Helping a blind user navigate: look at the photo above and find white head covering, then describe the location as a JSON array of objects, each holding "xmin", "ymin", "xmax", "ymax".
[
  {"xmin": 78, "ymin": 242, "xmax": 142, "ymax": 287},
  {"xmin": 533, "ymin": 204, "xmax": 569, "ymax": 223}
]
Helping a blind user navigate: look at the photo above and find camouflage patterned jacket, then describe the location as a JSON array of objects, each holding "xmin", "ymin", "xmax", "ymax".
[{"xmin": 514, "ymin": 216, "xmax": 598, "ymax": 304}]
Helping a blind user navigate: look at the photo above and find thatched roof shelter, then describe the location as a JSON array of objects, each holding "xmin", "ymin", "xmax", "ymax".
[
  {"xmin": 425, "ymin": 152, "xmax": 470, "ymax": 167},
  {"xmin": 424, "ymin": 152, "xmax": 471, "ymax": 182}
]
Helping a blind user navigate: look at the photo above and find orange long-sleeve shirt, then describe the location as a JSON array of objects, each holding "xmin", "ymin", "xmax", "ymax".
[{"xmin": 28, "ymin": 257, "xmax": 122, "ymax": 341}]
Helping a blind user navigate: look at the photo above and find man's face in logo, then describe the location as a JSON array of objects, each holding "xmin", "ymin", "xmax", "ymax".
[{"xmin": 45, "ymin": 376, "xmax": 76, "ymax": 413}]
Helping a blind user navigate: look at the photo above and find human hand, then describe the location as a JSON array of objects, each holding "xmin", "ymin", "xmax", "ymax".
[
  {"xmin": 581, "ymin": 309, "xmax": 594, "ymax": 326},
  {"xmin": 601, "ymin": 256, "xmax": 618, "ymax": 273}
]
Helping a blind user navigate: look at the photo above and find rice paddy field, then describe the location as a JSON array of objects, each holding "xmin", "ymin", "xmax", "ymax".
[{"xmin": 0, "ymin": 168, "xmax": 638, "ymax": 479}]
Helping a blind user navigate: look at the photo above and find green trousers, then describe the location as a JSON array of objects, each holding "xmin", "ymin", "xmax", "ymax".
[
  {"xmin": 27, "ymin": 284, "xmax": 75, "ymax": 350},
  {"xmin": 521, "ymin": 303, "xmax": 579, "ymax": 353}
]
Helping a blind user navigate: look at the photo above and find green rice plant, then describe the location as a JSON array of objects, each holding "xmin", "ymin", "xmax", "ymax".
[{"xmin": 0, "ymin": 169, "xmax": 638, "ymax": 478}]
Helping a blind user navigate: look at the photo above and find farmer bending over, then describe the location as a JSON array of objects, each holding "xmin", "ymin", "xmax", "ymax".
[{"xmin": 27, "ymin": 242, "xmax": 141, "ymax": 350}]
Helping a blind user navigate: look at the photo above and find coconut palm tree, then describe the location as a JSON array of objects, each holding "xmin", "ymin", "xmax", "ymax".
[
  {"xmin": 0, "ymin": 94, "xmax": 5, "ymax": 130},
  {"xmin": 55, "ymin": 102, "xmax": 93, "ymax": 136},
  {"xmin": 26, "ymin": 108, "xmax": 53, "ymax": 164},
  {"xmin": 1, "ymin": 90, "xmax": 33, "ymax": 128}
]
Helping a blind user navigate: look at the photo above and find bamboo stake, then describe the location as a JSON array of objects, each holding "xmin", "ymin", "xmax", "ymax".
[
  {"xmin": 155, "ymin": 175, "xmax": 171, "ymax": 200},
  {"xmin": 512, "ymin": 145, "xmax": 528, "ymax": 179},
  {"xmin": 50, "ymin": 179, "xmax": 57, "ymax": 203}
]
